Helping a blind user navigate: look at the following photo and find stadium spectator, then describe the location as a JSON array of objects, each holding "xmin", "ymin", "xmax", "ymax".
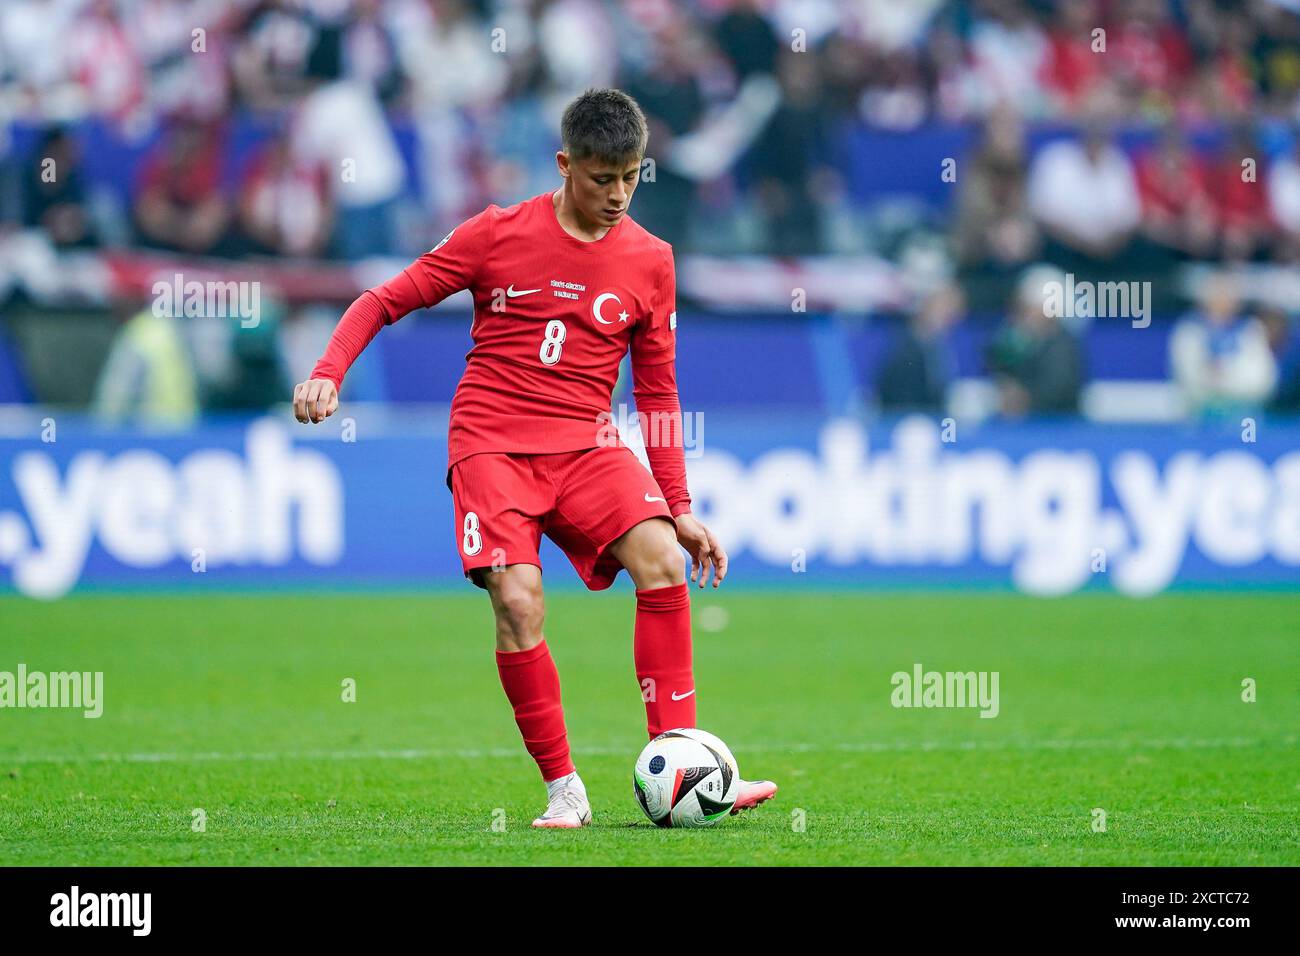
[
  {"xmin": 231, "ymin": 0, "xmax": 323, "ymax": 110},
  {"xmin": 1211, "ymin": 126, "xmax": 1273, "ymax": 262},
  {"xmin": 1253, "ymin": 1, "xmax": 1300, "ymax": 117},
  {"xmin": 236, "ymin": 130, "xmax": 332, "ymax": 258},
  {"xmin": 749, "ymin": 50, "xmax": 834, "ymax": 255},
  {"xmin": 857, "ymin": 47, "xmax": 929, "ymax": 131},
  {"xmin": 621, "ymin": 18, "xmax": 710, "ymax": 249},
  {"xmin": 986, "ymin": 265, "xmax": 1086, "ymax": 417},
  {"xmin": 1038, "ymin": 0, "xmax": 1107, "ymax": 115},
  {"xmin": 1170, "ymin": 276, "xmax": 1278, "ymax": 418},
  {"xmin": 133, "ymin": 117, "xmax": 232, "ymax": 255},
  {"xmin": 145, "ymin": 1, "xmax": 235, "ymax": 124},
  {"xmin": 343, "ymin": 0, "xmax": 404, "ymax": 105},
  {"xmin": 713, "ymin": 0, "xmax": 780, "ymax": 83},
  {"xmin": 21, "ymin": 126, "xmax": 98, "ymax": 248},
  {"xmin": 1027, "ymin": 118, "xmax": 1140, "ymax": 269},
  {"xmin": 924, "ymin": 22, "xmax": 979, "ymax": 122},
  {"xmin": 533, "ymin": 0, "xmax": 619, "ymax": 100},
  {"xmin": 92, "ymin": 306, "xmax": 199, "ymax": 427},
  {"xmin": 291, "ymin": 25, "xmax": 407, "ymax": 258},
  {"xmin": 1260, "ymin": 306, "xmax": 1300, "ymax": 412},
  {"xmin": 1196, "ymin": 10, "xmax": 1259, "ymax": 118},
  {"xmin": 398, "ymin": 0, "xmax": 510, "ymax": 228},
  {"xmin": 1266, "ymin": 132, "xmax": 1300, "ymax": 261},
  {"xmin": 967, "ymin": 0, "xmax": 1050, "ymax": 117},
  {"xmin": 1108, "ymin": 0, "xmax": 1194, "ymax": 115},
  {"xmin": 818, "ymin": 29, "xmax": 872, "ymax": 120},
  {"xmin": 203, "ymin": 300, "xmax": 290, "ymax": 412},
  {"xmin": 876, "ymin": 282, "xmax": 965, "ymax": 413},
  {"xmin": 0, "ymin": 0, "xmax": 79, "ymax": 116},
  {"xmin": 1134, "ymin": 122, "xmax": 1215, "ymax": 259},
  {"xmin": 63, "ymin": 0, "xmax": 150, "ymax": 135},
  {"xmin": 0, "ymin": 119, "xmax": 20, "ymax": 230},
  {"xmin": 763, "ymin": 0, "xmax": 841, "ymax": 52},
  {"xmin": 953, "ymin": 103, "xmax": 1040, "ymax": 272}
]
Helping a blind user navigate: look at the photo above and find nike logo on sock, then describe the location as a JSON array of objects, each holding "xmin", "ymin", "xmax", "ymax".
[{"xmin": 670, "ymin": 689, "xmax": 696, "ymax": 701}]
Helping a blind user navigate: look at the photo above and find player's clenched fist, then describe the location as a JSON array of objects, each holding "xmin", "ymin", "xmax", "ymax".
[{"xmin": 292, "ymin": 378, "xmax": 339, "ymax": 423}]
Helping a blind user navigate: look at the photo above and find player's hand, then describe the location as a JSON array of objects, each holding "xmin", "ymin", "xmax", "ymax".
[
  {"xmin": 292, "ymin": 378, "xmax": 339, "ymax": 423},
  {"xmin": 675, "ymin": 512, "xmax": 727, "ymax": 589}
]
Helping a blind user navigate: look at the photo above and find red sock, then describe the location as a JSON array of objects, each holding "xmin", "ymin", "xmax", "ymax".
[
  {"xmin": 634, "ymin": 582, "xmax": 695, "ymax": 738},
  {"xmin": 495, "ymin": 640, "xmax": 574, "ymax": 781}
]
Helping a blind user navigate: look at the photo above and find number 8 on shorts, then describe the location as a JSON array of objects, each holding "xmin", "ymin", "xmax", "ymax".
[{"xmin": 462, "ymin": 512, "xmax": 483, "ymax": 555}]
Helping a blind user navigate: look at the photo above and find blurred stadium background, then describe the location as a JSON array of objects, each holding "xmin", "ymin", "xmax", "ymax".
[
  {"xmin": 3, "ymin": 0, "xmax": 1300, "ymax": 868},
  {"xmin": 1, "ymin": 0, "xmax": 1298, "ymax": 596}
]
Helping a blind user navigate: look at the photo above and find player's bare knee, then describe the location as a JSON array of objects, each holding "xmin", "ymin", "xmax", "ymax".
[
  {"xmin": 487, "ymin": 573, "xmax": 545, "ymax": 649},
  {"xmin": 646, "ymin": 541, "xmax": 687, "ymax": 588},
  {"xmin": 623, "ymin": 523, "xmax": 686, "ymax": 589},
  {"xmin": 496, "ymin": 596, "xmax": 544, "ymax": 645}
]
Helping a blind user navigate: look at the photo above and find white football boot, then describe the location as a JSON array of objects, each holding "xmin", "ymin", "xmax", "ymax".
[{"xmin": 532, "ymin": 771, "xmax": 592, "ymax": 829}]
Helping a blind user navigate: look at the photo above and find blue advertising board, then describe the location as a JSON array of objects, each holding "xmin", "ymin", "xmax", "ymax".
[{"xmin": 1, "ymin": 412, "xmax": 1297, "ymax": 598}]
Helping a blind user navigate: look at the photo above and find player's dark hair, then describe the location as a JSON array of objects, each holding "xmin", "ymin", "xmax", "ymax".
[{"xmin": 560, "ymin": 88, "xmax": 649, "ymax": 167}]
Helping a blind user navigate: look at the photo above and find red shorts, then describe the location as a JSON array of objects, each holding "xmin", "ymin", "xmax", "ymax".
[{"xmin": 449, "ymin": 445, "xmax": 675, "ymax": 590}]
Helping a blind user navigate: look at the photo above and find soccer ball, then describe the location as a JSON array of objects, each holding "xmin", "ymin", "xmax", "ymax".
[{"xmin": 633, "ymin": 728, "xmax": 740, "ymax": 827}]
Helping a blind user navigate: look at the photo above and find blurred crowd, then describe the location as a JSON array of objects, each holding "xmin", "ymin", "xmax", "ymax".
[
  {"xmin": 3, "ymin": 0, "xmax": 1300, "ymax": 257},
  {"xmin": 875, "ymin": 265, "xmax": 1300, "ymax": 419},
  {"xmin": 953, "ymin": 101, "xmax": 1300, "ymax": 283},
  {"xmin": 2, "ymin": 0, "xmax": 1300, "ymax": 422}
]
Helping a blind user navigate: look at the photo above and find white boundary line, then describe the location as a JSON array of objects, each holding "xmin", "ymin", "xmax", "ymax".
[{"xmin": 3, "ymin": 735, "xmax": 1293, "ymax": 765}]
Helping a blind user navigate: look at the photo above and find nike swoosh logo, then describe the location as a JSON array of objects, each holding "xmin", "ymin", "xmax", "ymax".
[
  {"xmin": 506, "ymin": 285, "xmax": 540, "ymax": 297},
  {"xmin": 644, "ymin": 494, "xmax": 666, "ymax": 503},
  {"xmin": 671, "ymin": 690, "xmax": 696, "ymax": 701}
]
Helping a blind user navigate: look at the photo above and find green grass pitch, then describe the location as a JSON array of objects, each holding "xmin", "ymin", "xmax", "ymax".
[{"xmin": 1, "ymin": 591, "xmax": 1297, "ymax": 866}]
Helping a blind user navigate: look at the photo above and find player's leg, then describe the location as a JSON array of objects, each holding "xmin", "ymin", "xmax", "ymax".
[
  {"xmin": 484, "ymin": 565, "xmax": 572, "ymax": 780},
  {"xmin": 607, "ymin": 516, "xmax": 777, "ymax": 813},
  {"xmin": 605, "ymin": 517, "xmax": 698, "ymax": 738},
  {"xmin": 450, "ymin": 454, "xmax": 589, "ymax": 828},
  {"xmin": 547, "ymin": 445, "xmax": 777, "ymax": 814},
  {"xmin": 540, "ymin": 445, "xmax": 691, "ymax": 738},
  {"xmin": 484, "ymin": 562, "xmax": 547, "ymax": 652},
  {"xmin": 481, "ymin": 565, "xmax": 590, "ymax": 829}
]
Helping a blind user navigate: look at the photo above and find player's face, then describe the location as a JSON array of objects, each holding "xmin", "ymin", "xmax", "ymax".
[{"xmin": 566, "ymin": 154, "xmax": 642, "ymax": 228}]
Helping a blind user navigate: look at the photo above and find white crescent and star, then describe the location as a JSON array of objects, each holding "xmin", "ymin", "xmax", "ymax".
[{"xmin": 593, "ymin": 292, "xmax": 629, "ymax": 326}]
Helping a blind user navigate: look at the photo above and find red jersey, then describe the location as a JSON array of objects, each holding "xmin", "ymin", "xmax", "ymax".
[{"xmin": 310, "ymin": 190, "xmax": 691, "ymax": 513}]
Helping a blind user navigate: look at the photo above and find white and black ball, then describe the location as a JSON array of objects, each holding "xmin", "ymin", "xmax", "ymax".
[{"xmin": 633, "ymin": 728, "xmax": 740, "ymax": 827}]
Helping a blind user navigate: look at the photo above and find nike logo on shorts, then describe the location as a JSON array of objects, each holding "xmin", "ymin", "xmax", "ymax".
[
  {"xmin": 670, "ymin": 689, "xmax": 695, "ymax": 701},
  {"xmin": 505, "ymin": 284, "xmax": 540, "ymax": 297},
  {"xmin": 645, "ymin": 494, "xmax": 666, "ymax": 503}
]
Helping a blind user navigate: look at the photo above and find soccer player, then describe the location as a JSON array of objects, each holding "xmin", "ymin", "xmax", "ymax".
[{"xmin": 292, "ymin": 89, "xmax": 777, "ymax": 828}]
